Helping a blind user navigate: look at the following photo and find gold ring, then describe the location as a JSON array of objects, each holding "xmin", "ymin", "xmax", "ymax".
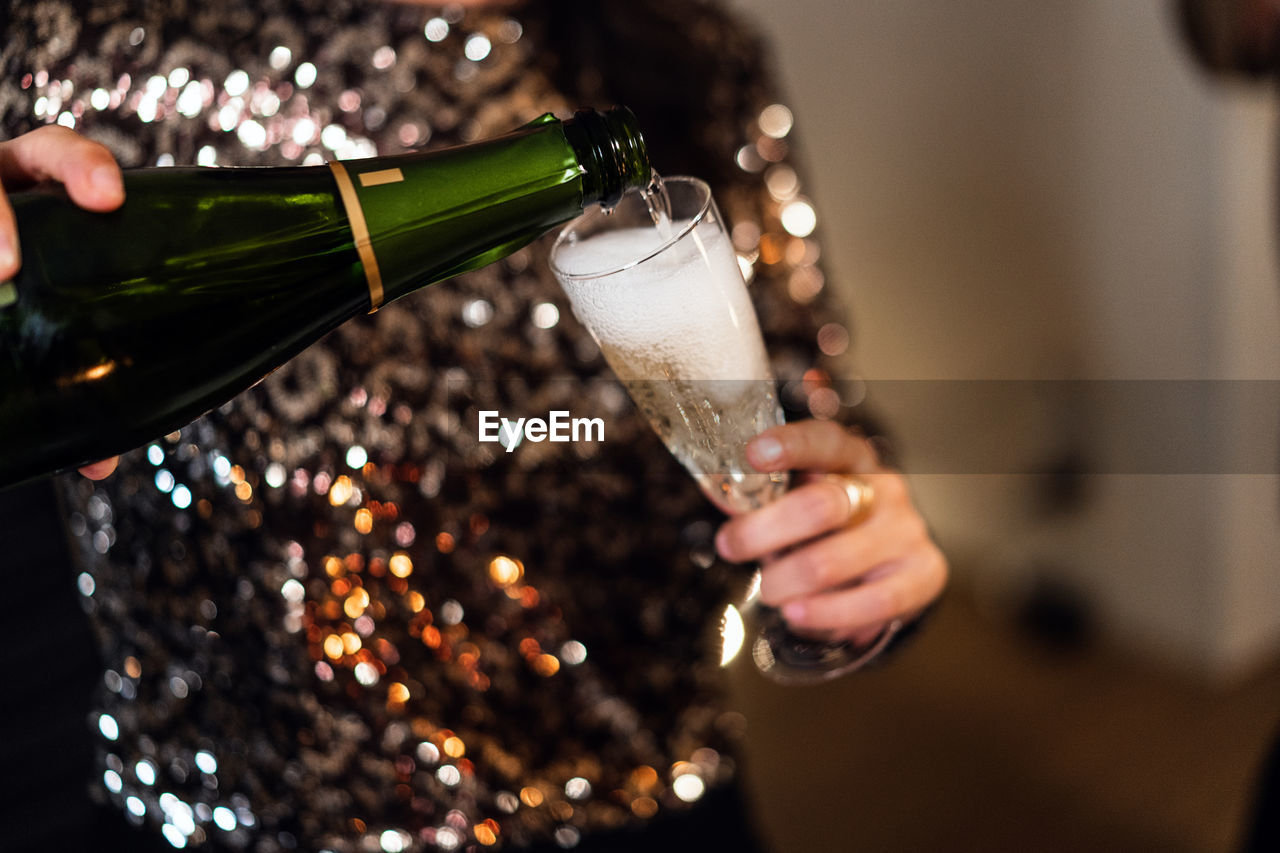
[{"xmin": 825, "ymin": 474, "xmax": 875, "ymax": 524}]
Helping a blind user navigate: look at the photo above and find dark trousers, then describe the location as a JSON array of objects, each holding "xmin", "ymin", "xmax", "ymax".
[{"xmin": 1242, "ymin": 725, "xmax": 1280, "ymax": 852}]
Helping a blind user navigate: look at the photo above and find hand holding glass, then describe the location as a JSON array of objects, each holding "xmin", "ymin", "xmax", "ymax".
[{"xmin": 550, "ymin": 177, "xmax": 896, "ymax": 683}]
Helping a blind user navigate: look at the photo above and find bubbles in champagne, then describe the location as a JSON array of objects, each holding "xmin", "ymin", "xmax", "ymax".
[
  {"xmin": 555, "ymin": 182, "xmax": 785, "ymax": 513},
  {"xmin": 619, "ymin": 373, "xmax": 786, "ymax": 514},
  {"xmin": 554, "ymin": 221, "xmax": 768, "ymax": 394}
]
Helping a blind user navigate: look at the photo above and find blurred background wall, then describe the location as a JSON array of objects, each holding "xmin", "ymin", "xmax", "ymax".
[
  {"xmin": 717, "ymin": 3, "xmax": 1280, "ymax": 850},
  {"xmin": 727, "ymin": 0, "xmax": 1280, "ymax": 682}
]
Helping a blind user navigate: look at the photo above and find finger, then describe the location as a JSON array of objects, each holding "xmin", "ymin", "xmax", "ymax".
[
  {"xmin": 0, "ymin": 126, "xmax": 125, "ymax": 212},
  {"xmin": 780, "ymin": 544, "xmax": 948, "ymax": 639},
  {"xmin": 716, "ymin": 477, "xmax": 869, "ymax": 563},
  {"xmin": 746, "ymin": 420, "xmax": 879, "ymax": 476},
  {"xmin": 847, "ymin": 623, "xmax": 889, "ymax": 649},
  {"xmin": 0, "ymin": 187, "xmax": 17, "ymax": 279},
  {"xmin": 78, "ymin": 457, "xmax": 119, "ymax": 480},
  {"xmin": 756, "ymin": 507, "xmax": 925, "ymax": 605}
]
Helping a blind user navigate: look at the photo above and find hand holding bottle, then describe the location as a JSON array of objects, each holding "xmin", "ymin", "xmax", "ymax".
[
  {"xmin": 1, "ymin": 126, "xmax": 124, "ymax": 479},
  {"xmin": 0, "ymin": 109, "xmax": 649, "ymax": 489},
  {"xmin": 0, "ymin": 126, "xmax": 125, "ymax": 272}
]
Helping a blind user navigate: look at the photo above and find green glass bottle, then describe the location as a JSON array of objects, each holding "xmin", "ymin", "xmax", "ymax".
[{"xmin": 0, "ymin": 107, "xmax": 650, "ymax": 488}]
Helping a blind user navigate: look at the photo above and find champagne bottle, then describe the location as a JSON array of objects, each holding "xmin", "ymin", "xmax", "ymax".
[{"xmin": 0, "ymin": 107, "xmax": 650, "ymax": 488}]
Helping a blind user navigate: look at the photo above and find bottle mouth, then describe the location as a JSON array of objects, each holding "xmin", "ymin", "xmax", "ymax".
[{"xmin": 573, "ymin": 106, "xmax": 651, "ymax": 209}]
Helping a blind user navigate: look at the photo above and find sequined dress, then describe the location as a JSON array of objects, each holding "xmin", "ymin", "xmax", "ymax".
[{"xmin": 1, "ymin": 2, "xmax": 858, "ymax": 850}]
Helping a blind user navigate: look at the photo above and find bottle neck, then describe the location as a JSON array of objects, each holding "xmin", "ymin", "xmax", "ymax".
[
  {"xmin": 322, "ymin": 107, "xmax": 650, "ymax": 309},
  {"xmin": 562, "ymin": 107, "xmax": 652, "ymax": 208}
]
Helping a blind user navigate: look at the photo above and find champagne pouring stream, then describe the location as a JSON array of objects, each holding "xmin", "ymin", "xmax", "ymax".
[{"xmin": 551, "ymin": 175, "xmax": 895, "ymax": 684}]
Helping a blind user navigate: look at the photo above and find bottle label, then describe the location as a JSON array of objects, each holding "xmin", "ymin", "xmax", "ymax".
[
  {"xmin": 325, "ymin": 129, "xmax": 587, "ymax": 309},
  {"xmin": 327, "ymin": 160, "xmax": 392, "ymax": 311}
]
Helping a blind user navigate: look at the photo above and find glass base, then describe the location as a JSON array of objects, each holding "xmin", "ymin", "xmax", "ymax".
[{"xmin": 750, "ymin": 606, "xmax": 900, "ymax": 685}]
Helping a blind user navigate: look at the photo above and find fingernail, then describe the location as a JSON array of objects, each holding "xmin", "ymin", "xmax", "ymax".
[
  {"xmin": 91, "ymin": 165, "xmax": 123, "ymax": 200},
  {"xmin": 715, "ymin": 528, "xmax": 732, "ymax": 559},
  {"xmin": 750, "ymin": 436, "xmax": 783, "ymax": 466},
  {"xmin": 782, "ymin": 601, "xmax": 806, "ymax": 623}
]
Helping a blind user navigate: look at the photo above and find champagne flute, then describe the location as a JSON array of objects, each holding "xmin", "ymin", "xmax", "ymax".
[{"xmin": 550, "ymin": 176, "xmax": 896, "ymax": 684}]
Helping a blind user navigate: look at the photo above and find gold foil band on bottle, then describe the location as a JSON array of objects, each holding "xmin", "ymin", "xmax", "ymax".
[
  {"xmin": 328, "ymin": 160, "xmax": 385, "ymax": 312},
  {"xmin": 358, "ymin": 168, "xmax": 404, "ymax": 188}
]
